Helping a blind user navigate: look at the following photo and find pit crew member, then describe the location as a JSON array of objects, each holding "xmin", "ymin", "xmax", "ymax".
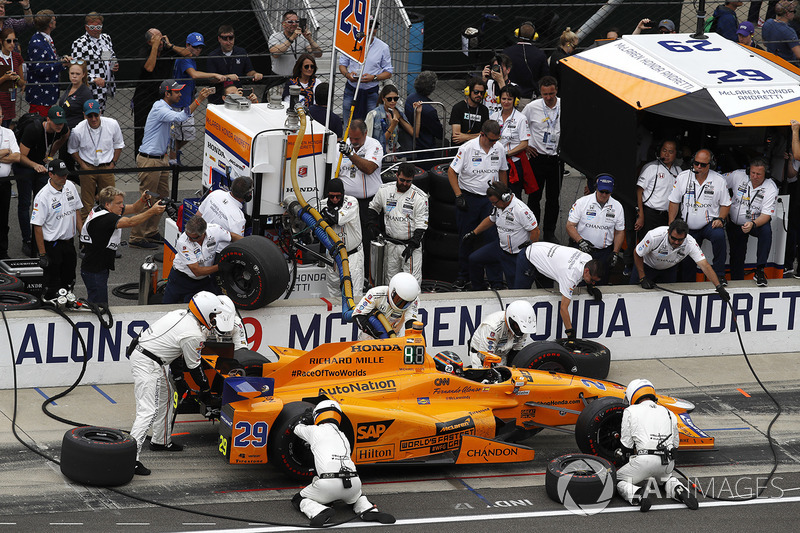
[
  {"xmin": 351, "ymin": 272, "xmax": 420, "ymax": 339},
  {"xmin": 197, "ymin": 175, "xmax": 252, "ymax": 237},
  {"xmin": 291, "ymin": 400, "xmax": 395, "ymax": 527},
  {"xmin": 635, "ymin": 140, "xmax": 681, "ymax": 237},
  {"xmin": 616, "ymin": 379, "xmax": 699, "ymax": 512},
  {"xmin": 128, "ymin": 291, "xmax": 237, "ymax": 476},
  {"xmin": 321, "ymin": 178, "xmax": 364, "ymax": 302},
  {"xmin": 468, "ymin": 300, "xmax": 536, "ymax": 367}
]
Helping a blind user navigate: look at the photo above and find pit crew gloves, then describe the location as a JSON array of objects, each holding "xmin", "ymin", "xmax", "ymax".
[
  {"xmin": 455, "ymin": 194, "xmax": 468, "ymax": 211},
  {"xmin": 461, "ymin": 230, "xmax": 477, "ymax": 245},
  {"xmin": 564, "ymin": 328, "xmax": 577, "ymax": 340},
  {"xmin": 640, "ymin": 277, "xmax": 656, "ymax": 290},
  {"xmin": 338, "ymin": 141, "xmax": 354, "ymax": 157},
  {"xmin": 321, "ymin": 206, "xmax": 339, "ymax": 226},
  {"xmin": 587, "ymin": 285, "xmax": 603, "ymax": 301},
  {"xmin": 402, "ymin": 229, "xmax": 425, "ymax": 262},
  {"xmin": 38, "ymin": 253, "xmax": 49, "ymax": 268},
  {"xmin": 354, "ymin": 313, "xmax": 382, "ymax": 339},
  {"xmin": 715, "ymin": 284, "xmax": 730, "ymax": 303},
  {"xmin": 577, "ymin": 239, "xmax": 593, "ymax": 254}
]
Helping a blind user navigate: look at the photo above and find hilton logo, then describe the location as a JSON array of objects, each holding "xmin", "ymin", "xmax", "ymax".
[{"xmin": 356, "ymin": 445, "xmax": 394, "ymax": 462}]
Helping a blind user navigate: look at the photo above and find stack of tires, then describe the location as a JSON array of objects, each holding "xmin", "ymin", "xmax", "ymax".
[
  {"xmin": 0, "ymin": 272, "xmax": 40, "ymax": 310},
  {"xmin": 422, "ymin": 164, "xmax": 460, "ymax": 283},
  {"xmin": 380, "ymin": 165, "xmax": 430, "ymax": 193}
]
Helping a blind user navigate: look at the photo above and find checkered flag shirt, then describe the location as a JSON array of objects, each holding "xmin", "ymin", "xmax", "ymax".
[{"xmin": 71, "ymin": 32, "xmax": 116, "ymax": 108}]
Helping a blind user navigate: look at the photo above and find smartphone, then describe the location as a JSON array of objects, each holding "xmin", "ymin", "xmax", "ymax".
[
  {"xmin": 208, "ymin": 87, "xmax": 217, "ymax": 94},
  {"xmin": 299, "ymin": 18, "xmax": 307, "ymax": 32},
  {"xmin": 242, "ymin": 88, "xmax": 253, "ymax": 97}
]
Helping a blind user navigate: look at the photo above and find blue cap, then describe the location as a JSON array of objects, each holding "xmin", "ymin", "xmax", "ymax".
[
  {"xmin": 187, "ymin": 32, "xmax": 205, "ymax": 46},
  {"xmin": 83, "ymin": 99, "xmax": 100, "ymax": 115},
  {"xmin": 596, "ymin": 174, "xmax": 615, "ymax": 192},
  {"xmin": 737, "ymin": 21, "xmax": 755, "ymax": 36}
]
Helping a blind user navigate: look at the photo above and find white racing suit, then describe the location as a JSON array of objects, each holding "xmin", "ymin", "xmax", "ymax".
[
  {"xmin": 351, "ymin": 286, "xmax": 420, "ymax": 339},
  {"xmin": 468, "ymin": 310, "xmax": 530, "ymax": 367},
  {"xmin": 324, "ymin": 194, "xmax": 364, "ymax": 303},
  {"xmin": 293, "ymin": 422, "xmax": 376, "ymax": 520},
  {"xmin": 207, "ymin": 315, "xmax": 248, "ymax": 349},
  {"xmin": 616, "ymin": 400, "xmax": 685, "ymax": 503}
]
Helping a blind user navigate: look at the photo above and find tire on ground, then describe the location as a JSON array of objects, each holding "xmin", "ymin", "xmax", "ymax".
[
  {"xmin": 218, "ymin": 236, "xmax": 289, "ymax": 310},
  {"xmin": 574, "ymin": 397, "xmax": 628, "ymax": 467},
  {"xmin": 545, "ymin": 453, "xmax": 617, "ymax": 505},
  {"xmin": 60, "ymin": 426, "xmax": 137, "ymax": 486},
  {"xmin": 0, "ymin": 290, "xmax": 40, "ymax": 310},
  {"xmin": 428, "ymin": 198, "xmax": 457, "ymax": 232},
  {"xmin": 424, "ymin": 228, "xmax": 460, "ymax": 260},
  {"xmin": 554, "ymin": 338, "xmax": 611, "ymax": 380},
  {"xmin": 511, "ymin": 341, "xmax": 578, "ymax": 374},
  {"xmin": 428, "ymin": 163, "xmax": 455, "ymax": 204},
  {"xmin": 0, "ymin": 273, "xmax": 24, "ymax": 292}
]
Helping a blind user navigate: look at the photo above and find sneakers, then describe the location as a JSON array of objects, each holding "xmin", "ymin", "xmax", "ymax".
[
  {"xmin": 134, "ymin": 461, "xmax": 151, "ymax": 476},
  {"xmin": 754, "ymin": 268, "xmax": 767, "ymax": 287},
  {"xmin": 309, "ymin": 507, "xmax": 335, "ymax": 527},
  {"xmin": 361, "ymin": 510, "xmax": 396, "ymax": 524},
  {"xmin": 452, "ymin": 279, "xmax": 468, "ymax": 292},
  {"xmin": 149, "ymin": 441, "xmax": 184, "ymax": 452},
  {"xmin": 675, "ymin": 485, "xmax": 699, "ymax": 510},
  {"xmin": 129, "ymin": 240, "xmax": 159, "ymax": 249},
  {"xmin": 639, "ymin": 495, "xmax": 652, "ymax": 512}
]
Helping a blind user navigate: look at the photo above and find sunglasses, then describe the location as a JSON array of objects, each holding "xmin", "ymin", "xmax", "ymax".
[
  {"xmin": 692, "ymin": 160, "xmax": 710, "ymax": 167},
  {"xmin": 70, "ymin": 59, "xmax": 86, "ymax": 65},
  {"xmin": 328, "ymin": 193, "xmax": 342, "ymax": 199},
  {"xmin": 186, "ymin": 233, "xmax": 204, "ymax": 242},
  {"xmin": 669, "ymin": 234, "xmax": 686, "ymax": 243},
  {"xmin": 285, "ymin": 19, "xmax": 299, "ymax": 24},
  {"xmin": 86, "ymin": 24, "xmax": 102, "ymax": 30},
  {"xmin": 4, "ymin": 38, "xmax": 17, "ymax": 44},
  {"xmin": 472, "ymin": 89, "xmax": 486, "ymax": 95},
  {"xmin": 397, "ymin": 177, "xmax": 413, "ymax": 184},
  {"xmin": 385, "ymin": 96, "xmax": 399, "ymax": 101},
  {"xmin": 482, "ymin": 133, "xmax": 501, "ymax": 143},
  {"xmin": 219, "ymin": 35, "xmax": 234, "ymax": 41},
  {"xmin": 302, "ymin": 64, "xmax": 316, "ymax": 70}
]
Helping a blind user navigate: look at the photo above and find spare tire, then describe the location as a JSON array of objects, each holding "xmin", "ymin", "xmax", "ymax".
[
  {"xmin": 424, "ymin": 228, "xmax": 460, "ymax": 260},
  {"xmin": 0, "ymin": 273, "xmax": 23, "ymax": 292},
  {"xmin": 60, "ymin": 427, "xmax": 136, "ymax": 486},
  {"xmin": 512, "ymin": 341, "xmax": 578, "ymax": 374},
  {"xmin": 554, "ymin": 339, "xmax": 611, "ymax": 380},
  {"xmin": 422, "ymin": 254, "xmax": 459, "ymax": 284},
  {"xmin": 218, "ymin": 236, "xmax": 289, "ymax": 310},
  {"xmin": 545, "ymin": 453, "xmax": 616, "ymax": 509},
  {"xmin": 575, "ymin": 397, "xmax": 628, "ymax": 467},
  {"xmin": 0, "ymin": 290, "xmax": 40, "ymax": 310},
  {"xmin": 428, "ymin": 198, "xmax": 457, "ymax": 232},
  {"xmin": 428, "ymin": 163, "xmax": 455, "ymax": 204}
]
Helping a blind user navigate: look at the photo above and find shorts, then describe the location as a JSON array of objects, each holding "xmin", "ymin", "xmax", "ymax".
[{"xmin": 170, "ymin": 113, "xmax": 196, "ymax": 142}]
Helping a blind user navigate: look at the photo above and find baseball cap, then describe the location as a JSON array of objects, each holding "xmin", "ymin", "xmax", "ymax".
[
  {"xmin": 48, "ymin": 105, "xmax": 67, "ymax": 125},
  {"xmin": 596, "ymin": 174, "xmax": 615, "ymax": 192},
  {"xmin": 737, "ymin": 21, "xmax": 755, "ymax": 36},
  {"xmin": 83, "ymin": 99, "xmax": 100, "ymax": 115},
  {"xmin": 47, "ymin": 159, "xmax": 69, "ymax": 176},
  {"xmin": 187, "ymin": 32, "xmax": 205, "ymax": 46},
  {"xmin": 658, "ymin": 19, "xmax": 676, "ymax": 32},
  {"xmin": 160, "ymin": 79, "xmax": 186, "ymax": 93}
]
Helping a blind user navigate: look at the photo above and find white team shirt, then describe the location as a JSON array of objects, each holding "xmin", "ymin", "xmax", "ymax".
[
  {"xmin": 620, "ymin": 400, "xmax": 679, "ymax": 451},
  {"xmin": 329, "ymin": 194, "xmax": 362, "ymax": 251},
  {"xmin": 339, "ymin": 136, "xmax": 383, "ymax": 199},
  {"xmin": 522, "ymin": 97, "xmax": 560, "ymax": 156},
  {"xmin": 0, "ymin": 126, "xmax": 20, "ymax": 177},
  {"xmin": 490, "ymin": 195, "xmax": 537, "ymax": 253},
  {"xmin": 723, "ymin": 170, "xmax": 778, "ymax": 226},
  {"xmin": 30, "ymin": 180, "xmax": 83, "ymax": 240},
  {"xmin": 173, "ymin": 223, "xmax": 232, "ymax": 279},
  {"xmin": 524, "ymin": 242, "xmax": 592, "ymax": 299},
  {"xmin": 468, "ymin": 310, "xmax": 530, "ymax": 367},
  {"xmin": 635, "ymin": 226, "xmax": 705, "ymax": 270},
  {"xmin": 637, "ymin": 160, "xmax": 682, "ymax": 211},
  {"xmin": 490, "ymin": 108, "xmax": 530, "ymax": 163},
  {"xmin": 668, "ymin": 170, "xmax": 731, "ymax": 230},
  {"xmin": 293, "ymin": 422, "xmax": 357, "ymax": 476},
  {"xmin": 567, "ymin": 193, "xmax": 625, "ymax": 249},
  {"xmin": 352, "ymin": 285, "xmax": 420, "ymax": 335},
  {"xmin": 198, "ymin": 189, "xmax": 246, "ymax": 236},
  {"xmin": 137, "ymin": 309, "xmax": 206, "ymax": 369},
  {"xmin": 369, "ymin": 183, "xmax": 429, "ymax": 240},
  {"xmin": 449, "ymin": 136, "xmax": 508, "ymax": 194},
  {"xmin": 67, "ymin": 117, "xmax": 124, "ymax": 166}
]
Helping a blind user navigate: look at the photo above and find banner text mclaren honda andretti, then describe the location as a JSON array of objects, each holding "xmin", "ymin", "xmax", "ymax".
[{"xmin": 210, "ymin": 323, "xmax": 714, "ymax": 480}]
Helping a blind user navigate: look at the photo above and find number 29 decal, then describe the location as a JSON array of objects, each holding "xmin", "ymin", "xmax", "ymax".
[{"xmin": 708, "ymin": 69, "xmax": 773, "ymax": 82}]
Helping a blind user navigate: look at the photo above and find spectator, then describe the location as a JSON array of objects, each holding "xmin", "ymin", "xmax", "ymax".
[
  {"xmin": 80, "ymin": 187, "xmax": 164, "ymax": 304},
  {"xmin": 320, "ymin": 178, "xmax": 364, "ymax": 301},
  {"xmin": 206, "ymin": 24, "xmax": 263, "ymax": 104},
  {"xmin": 162, "ymin": 215, "xmax": 241, "ymax": 304},
  {"xmin": 668, "ymin": 149, "xmax": 732, "ymax": 283},
  {"xmin": 31, "ymin": 159, "xmax": 82, "ymax": 299},
  {"xmin": 762, "ymin": 1, "xmax": 800, "ymax": 61},
  {"xmin": 491, "ymin": 85, "xmax": 532, "ymax": 198},
  {"xmin": 171, "ymin": 32, "xmax": 226, "ymax": 165},
  {"xmin": 481, "ymin": 53, "xmax": 514, "ymax": 115},
  {"xmin": 549, "ymin": 28, "xmax": 579, "ymax": 88},
  {"xmin": 14, "ymin": 105, "xmax": 68, "ymax": 256},
  {"xmin": 448, "ymin": 120, "xmax": 508, "ymax": 290},
  {"xmin": 131, "ymin": 28, "xmax": 190, "ymax": 154},
  {"xmin": 635, "ymin": 140, "xmax": 682, "ymax": 237},
  {"xmin": 366, "ymin": 84, "xmax": 412, "ymax": 157},
  {"xmin": 567, "ymin": 174, "xmax": 625, "ymax": 284},
  {"xmin": 463, "ymin": 181, "xmax": 538, "ymax": 290},
  {"xmin": 787, "ymin": 120, "xmax": 800, "ymax": 277},
  {"xmin": 658, "ymin": 19, "xmax": 677, "ymax": 33},
  {"xmin": 737, "ymin": 21, "xmax": 763, "ymax": 48},
  {"xmin": 713, "ymin": 1, "xmax": 744, "ymax": 41},
  {"xmin": 222, "ymin": 80, "xmax": 258, "ymax": 103},
  {"xmin": 503, "ymin": 21, "xmax": 549, "ymax": 105},
  {"xmin": 269, "ymin": 10, "xmax": 322, "ymax": 78},
  {"xmin": 522, "ymin": 76, "xmax": 562, "ymax": 243},
  {"xmin": 449, "ymin": 77, "xmax": 489, "ymax": 146},
  {"xmin": 57, "ymin": 60, "xmax": 92, "ymax": 130},
  {"xmin": 70, "ymin": 12, "xmax": 117, "ymax": 111},
  {"xmin": 197, "ymin": 175, "xmax": 252, "ymax": 237},
  {"xmin": 339, "ymin": 18, "xmax": 392, "ymax": 124},
  {"xmin": 68, "ymin": 99, "xmax": 124, "ymax": 221},
  {"xmin": 0, "ymin": 1, "xmax": 33, "ymax": 37},
  {"xmin": 405, "ymin": 70, "xmax": 442, "ymax": 169},
  {"xmin": 0, "ymin": 107, "xmax": 20, "ymax": 259},
  {"xmin": 748, "ymin": 1, "xmax": 780, "ymax": 24},
  {"xmin": 307, "ymin": 82, "xmax": 342, "ymax": 139},
  {"xmin": 368, "ymin": 162, "xmax": 428, "ymax": 284},
  {"xmin": 0, "ymin": 27, "xmax": 24, "ymax": 128},
  {"xmin": 281, "ymin": 53, "xmax": 318, "ymax": 106},
  {"xmin": 130, "ymin": 80, "xmax": 212, "ymax": 249},
  {"xmin": 632, "ymin": 18, "xmax": 653, "ymax": 35},
  {"xmin": 26, "ymin": 9, "xmax": 69, "ymax": 117},
  {"xmin": 724, "ymin": 158, "xmax": 778, "ymax": 286}
]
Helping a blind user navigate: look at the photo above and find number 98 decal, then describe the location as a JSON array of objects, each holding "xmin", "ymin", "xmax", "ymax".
[{"xmin": 233, "ymin": 421, "xmax": 269, "ymax": 448}]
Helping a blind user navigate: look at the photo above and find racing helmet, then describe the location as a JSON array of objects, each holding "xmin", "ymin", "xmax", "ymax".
[
  {"xmin": 387, "ymin": 272, "xmax": 420, "ymax": 311},
  {"xmin": 313, "ymin": 399, "xmax": 343, "ymax": 425},
  {"xmin": 505, "ymin": 300, "xmax": 536, "ymax": 336},
  {"xmin": 433, "ymin": 351, "xmax": 464, "ymax": 375},
  {"xmin": 189, "ymin": 291, "xmax": 236, "ymax": 334},
  {"xmin": 626, "ymin": 379, "xmax": 657, "ymax": 405}
]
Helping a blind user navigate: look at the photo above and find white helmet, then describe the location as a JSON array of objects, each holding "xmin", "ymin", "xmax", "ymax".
[
  {"xmin": 189, "ymin": 291, "xmax": 236, "ymax": 333},
  {"xmin": 625, "ymin": 379, "xmax": 657, "ymax": 405},
  {"xmin": 387, "ymin": 272, "xmax": 420, "ymax": 311},
  {"xmin": 313, "ymin": 399, "xmax": 343, "ymax": 425},
  {"xmin": 505, "ymin": 300, "xmax": 536, "ymax": 336}
]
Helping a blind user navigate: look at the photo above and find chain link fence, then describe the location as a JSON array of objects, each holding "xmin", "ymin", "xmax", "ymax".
[{"xmin": 7, "ymin": 2, "xmax": 782, "ymax": 184}]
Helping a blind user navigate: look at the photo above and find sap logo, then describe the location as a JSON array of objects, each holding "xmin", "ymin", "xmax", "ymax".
[
  {"xmin": 434, "ymin": 377, "xmax": 450, "ymax": 386},
  {"xmin": 356, "ymin": 420, "xmax": 395, "ymax": 442}
]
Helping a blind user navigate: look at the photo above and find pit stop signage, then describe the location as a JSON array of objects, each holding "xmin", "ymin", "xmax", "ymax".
[{"xmin": 335, "ymin": 0, "xmax": 372, "ymax": 63}]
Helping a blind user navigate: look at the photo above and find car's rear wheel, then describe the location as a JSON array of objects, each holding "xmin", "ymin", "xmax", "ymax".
[
  {"xmin": 268, "ymin": 401, "xmax": 317, "ymax": 481},
  {"xmin": 574, "ymin": 397, "xmax": 628, "ymax": 467}
]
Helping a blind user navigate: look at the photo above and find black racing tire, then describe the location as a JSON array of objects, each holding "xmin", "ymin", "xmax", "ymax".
[
  {"xmin": 424, "ymin": 228, "xmax": 460, "ymax": 261},
  {"xmin": 233, "ymin": 350, "xmax": 272, "ymax": 377},
  {"xmin": 422, "ymin": 254, "xmax": 459, "ymax": 283},
  {"xmin": 0, "ymin": 273, "xmax": 24, "ymax": 292},
  {"xmin": 0, "ymin": 290, "xmax": 40, "ymax": 310},
  {"xmin": 428, "ymin": 198, "xmax": 457, "ymax": 232},
  {"xmin": 512, "ymin": 342, "xmax": 578, "ymax": 374},
  {"xmin": 218, "ymin": 236, "xmax": 290, "ymax": 310},
  {"xmin": 268, "ymin": 401, "xmax": 318, "ymax": 481},
  {"xmin": 545, "ymin": 453, "xmax": 617, "ymax": 506},
  {"xmin": 428, "ymin": 163, "xmax": 455, "ymax": 204},
  {"xmin": 380, "ymin": 166, "xmax": 430, "ymax": 192},
  {"xmin": 554, "ymin": 338, "xmax": 611, "ymax": 380},
  {"xmin": 575, "ymin": 397, "xmax": 628, "ymax": 467},
  {"xmin": 60, "ymin": 427, "xmax": 136, "ymax": 487}
]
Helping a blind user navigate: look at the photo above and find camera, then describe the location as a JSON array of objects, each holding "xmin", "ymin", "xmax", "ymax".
[
  {"xmin": 241, "ymin": 88, "xmax": 253, "ymax": 97},
  {"xmin": 491, "ymin": 64, "xmax": 501, "ymax": 73},
  {"xmin": 299, "ymin": 18, "xmax": 307, "ymax": 32}
]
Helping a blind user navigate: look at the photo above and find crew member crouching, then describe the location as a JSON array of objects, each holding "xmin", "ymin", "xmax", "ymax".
[{"xmin": 468, "ymin": 299, "xmax": 535, "ymax": 367}]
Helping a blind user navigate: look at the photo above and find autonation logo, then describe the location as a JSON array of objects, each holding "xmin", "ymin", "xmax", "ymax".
[{"xmin": 556, "ymin": 456, "xmax": 615, "ymax": 516}]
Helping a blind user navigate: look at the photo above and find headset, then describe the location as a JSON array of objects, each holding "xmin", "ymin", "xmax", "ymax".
[
  {"xmin": 464, "ymin": 77, "xmax": 486, "ymax": 97},
  {"xmin": 498, "ymin": 85, "xmax": 520, "ymax": 107},
  {"xmin": 486, "ymin": 180, "xmax": 512, "ymax": 203},
  {"xmin": 514, "ymin": 21, "xmax": 538, "ymax": 41}
]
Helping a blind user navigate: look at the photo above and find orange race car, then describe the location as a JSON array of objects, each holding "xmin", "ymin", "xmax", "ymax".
[{"xmin": 183, "ymin": 323, "xmax": 714, "ymax": 481}]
